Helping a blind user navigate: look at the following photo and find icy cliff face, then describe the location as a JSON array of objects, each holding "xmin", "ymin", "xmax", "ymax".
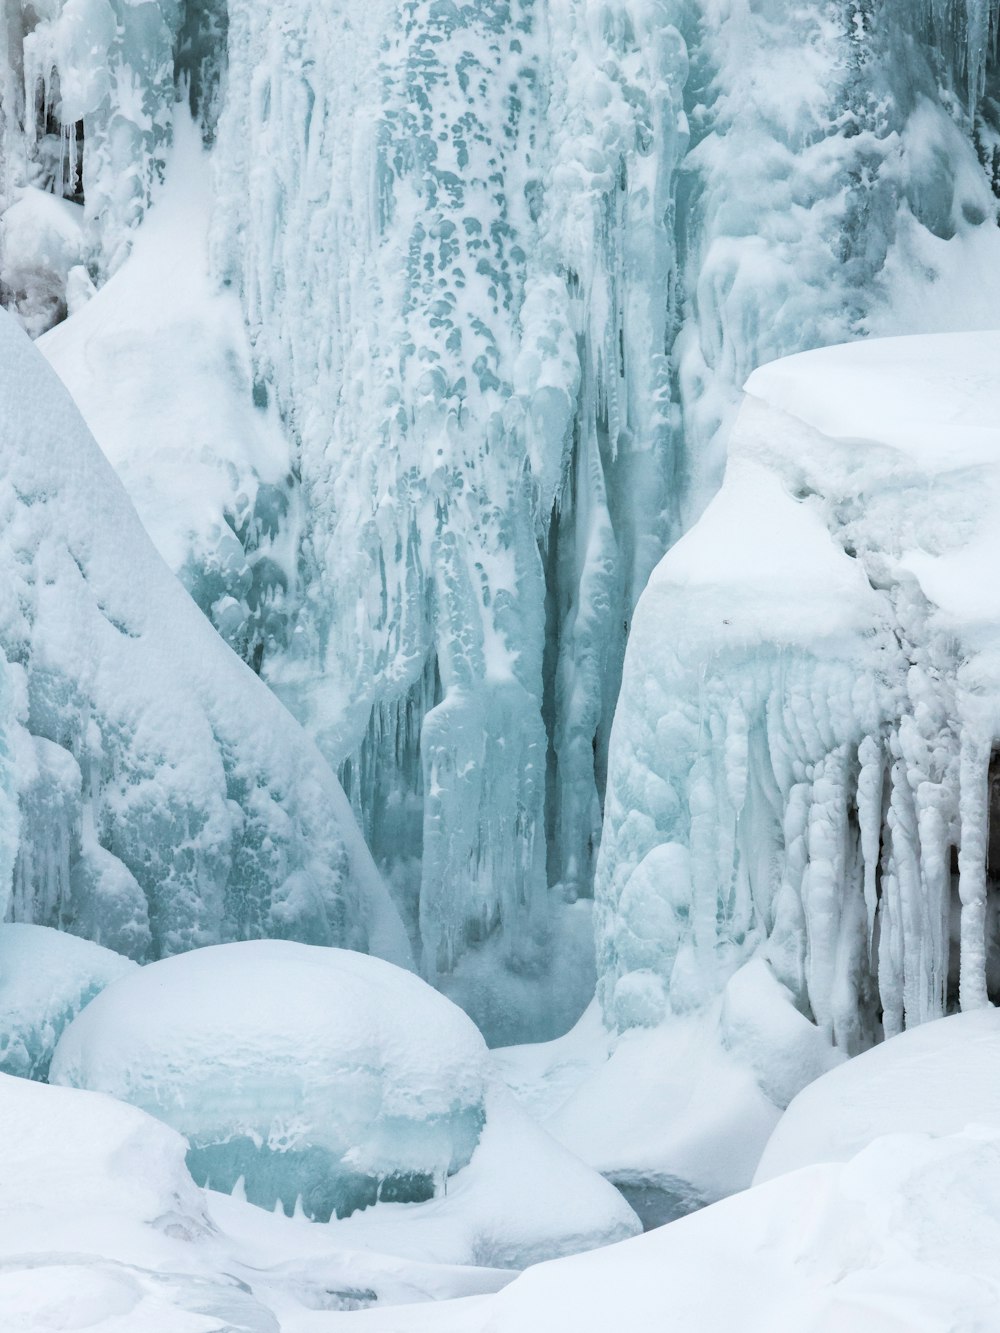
[
  {"xmin": 5, "ymin": 0, "xmax": 1000, "ymax": 1038},
  {"xmin": 0, "ymin": 310, "xmax": 409, "ymax": 967},
  {"xmin": 597, "ymin": 331, "xmax": 1000, "ymax": 1051},
  {"xmin": 208, "ymin": 0, "xmax": 685, "ymax": 1038}
]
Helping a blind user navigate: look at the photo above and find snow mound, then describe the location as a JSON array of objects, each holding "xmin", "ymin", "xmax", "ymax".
[
  {"xmin": 756, "ymin": 1006, "xmax": 1000, "ymax": 1183},
  {"xmin": 0, "ymin": 923, "xmax": 135, "ymax": 1080},
  {"xmin": 52, "ymin": 941, "xmax": 488, "ymax": 1221},
  {"xmin": 0, "ymin": 308, "xmax": 409, "ymax": 967},
  {"xmin": 445, "ymin": 1125, "xmax": 1000, "ymax": 1333}
]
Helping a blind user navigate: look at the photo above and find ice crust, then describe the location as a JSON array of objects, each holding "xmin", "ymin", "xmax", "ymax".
[
  {"xmin": 0, "ymin": 309, "xmax": 410, "ymax": 966},
  {"xmin": 52, "ymin": 940, "xmax": 491, "ymax": 1221}
]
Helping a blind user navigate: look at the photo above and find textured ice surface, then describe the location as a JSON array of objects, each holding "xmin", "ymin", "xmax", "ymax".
[
  {"xmin": 0, "ymin": 309, "xmax": 410, "ymax": 966},
  {"xmin": 756, "ymin": 1006, "xmax": 1000, "ymax": 1183},
  {"xmin": 52, "ymin": 941, "xmax": 489, "ymax": 1220},
  {"xmin": 0, "ymin": 922, "xmax": 134, "ymax": 1080},
  {"xmin": 599, "ymin": 331, "xmax": 1000, "ymax": 1050}
]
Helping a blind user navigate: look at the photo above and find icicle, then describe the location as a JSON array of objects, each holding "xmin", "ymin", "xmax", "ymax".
[{"xmin": 957, "ymin": 727, "xmax": 991, "ymax": 1010}]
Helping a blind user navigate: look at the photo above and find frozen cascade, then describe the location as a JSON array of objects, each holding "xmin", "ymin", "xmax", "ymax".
[
  {"xmin": 597, "ymin": 332, "xmax": 1000, "ymax": 1057},
  {"xmin": 0, "ymin": 309, "xmax": 410, "ymax": 967},
  {"xmin": 210, "ymin": 0, "xmax": 686, "ymax": 1038},
  {"xmin": 5, "ymin": 0, "xmax": 1000, "ymax": 1039}
]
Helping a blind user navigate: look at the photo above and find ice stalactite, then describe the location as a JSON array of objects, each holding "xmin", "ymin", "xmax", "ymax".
[
  {"xmin": 597, "ymin": 334, "xmax": 1000, "ymax": 1057},
  {"xmin": 212, "ymin": 0, "xmax": 686, "ymax": 1038}
]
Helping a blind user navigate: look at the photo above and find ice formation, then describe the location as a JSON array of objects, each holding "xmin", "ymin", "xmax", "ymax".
[
  {"xmin": 7, "ymin": 0, "xmax": 1000, "ymax": 1038},
  {"xmin": 0, "ymin": 923, "xmax": 135, "ymax": 1080},
  {"xmin": 52, "ymin": 939, "xmax": 639, "ymax": 1262},
  {"xmin": 0, "ymin": 309, "xmax": 410, "ymax": 965},
  {"xmin": 598, "ymin": 331, "xmax": 1000, "ymax": 1057},
  {"xmin": 52, "ymin": 940, "xmax": 491, "ymax": 1220}
]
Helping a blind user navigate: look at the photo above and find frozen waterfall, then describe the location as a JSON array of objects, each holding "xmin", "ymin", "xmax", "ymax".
[{"xmin": 4, "ymin": 0, "xmax": 1000, "ymax": 1040}]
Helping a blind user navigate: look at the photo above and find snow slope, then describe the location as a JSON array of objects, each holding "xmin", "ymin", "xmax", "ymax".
[{"xmin": 0, "ymin": 307, "xmax": 410, "ymax": 965}]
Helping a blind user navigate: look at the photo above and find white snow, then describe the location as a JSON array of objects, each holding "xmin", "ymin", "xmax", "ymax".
[
  {"xmin": 52, "ymin": 940, "xmax": 639, "ymax": 1261},
  {"xmin": 756, "ymin": 1006, "xmax": 1000, "ymax": 1183},
  {"xmin": 0, "ymin": 922, "xmax": 135, "ymax": 1080},
  {"xmin": 0, "ymin": 305, "xmax": 410, "ymax": 967}
]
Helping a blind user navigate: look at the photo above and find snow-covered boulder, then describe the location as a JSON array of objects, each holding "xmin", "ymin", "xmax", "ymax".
[
  {"xmin": 756, "ymin": 1007, "xmax": 1000, "ymax": 1184},
  {"xmin": 52, "ymin": 941, "xmax": 489, "ymax": 1220},
  {"xmin": 0, "ymin": 308, "xmax": 409, "ymax": 967},
  {"xmin": 52, "ymin": 939, "xmax": 639, "ymax": 1262},
  {"xmin": 0, "ymin": 923, "xmax": 135, "ymax": 1080}
]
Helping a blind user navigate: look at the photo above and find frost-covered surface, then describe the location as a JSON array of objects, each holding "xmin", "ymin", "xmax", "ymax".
[
  {"xmin": 53, "ymin": 940, "xmax": 638, "ymax": 1264},
  {"xmin": 756, "ymin": 1006, "xmax": 1000, "ymax": 1183},
  {"xmin": 598, "ymin": 332, "xmax": 1000, "ymax": 1067},
  {"xmin": 0, "ymin": 922, "xmax": 134, "ymax": 1080},
  {"xmin": 41, "ymin": 112, "xmax": 296, "ymax": 670},
  {"xmin": 12, "ymin": 0, "xmax": 1000, "ymax": 1042},
  {"xmin": 53, "ymin": 941, "xmax": 490, "ymax": 1221},
  {"xmin": 0, "ymin": 308, "xmax": 409, "ymax": 965}
]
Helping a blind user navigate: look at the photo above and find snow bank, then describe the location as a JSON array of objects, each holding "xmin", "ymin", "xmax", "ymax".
[
  {"xmin": 0, "ymin": 1058, "xmax": 515, "ymax": 1329},
  {"xmin": 756, "ymin": 1006, "xmax": 1000, "ymax": 1183},
  {"xmin": 0, "ymin": 307, "xmax": 409, "ymax": 966},
  {"xmin": 0, "ymin": 922, "xmax": 134, "ymax": 1080},
  {"xmin": 438, "ymin": 1124, "xmax": 1000, "ymax": 1333}
]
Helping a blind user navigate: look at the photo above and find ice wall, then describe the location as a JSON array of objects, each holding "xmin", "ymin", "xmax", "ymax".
[
  {"xmin": 0, "ymin": 309, "xmax": 410, "ymax": 967},
  {"xmin": 210, "ymin": 0, "xmax": 686, "ymax": 1038},
  {"xmin": 6, "ymin": 0, "xmax": 1000, "ymax": 1039},
  {"xmin": 597, "ymin": 332, "xmax": 1000, "ymax": 1051}
]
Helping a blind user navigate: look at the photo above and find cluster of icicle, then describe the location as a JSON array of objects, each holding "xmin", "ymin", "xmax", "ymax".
[{"xmin": 210, "ymin": 0, "xmax": 687, "ymax": 1029}]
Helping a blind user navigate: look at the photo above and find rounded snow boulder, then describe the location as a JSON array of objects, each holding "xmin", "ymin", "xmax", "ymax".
[
  {"xmin": 51, "ymin": 940, "xmax": 490, "ymax": 1220},
  {"xmin": 0, "ymin": 923, "xmax": 136, "ymax": 1080},
  {"xmin": 755, "ymin": 1007, "xmax": 1000, "ymax": 1183}
]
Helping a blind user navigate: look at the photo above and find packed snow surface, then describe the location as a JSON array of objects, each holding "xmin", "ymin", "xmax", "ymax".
[
  {"xmin": 756, "ymin": 1006, "xmax": 1000, "ymax": 1183},
  {"xmin": 0, "ymin": 922, "xmax": 135, "ymax": 1080}
]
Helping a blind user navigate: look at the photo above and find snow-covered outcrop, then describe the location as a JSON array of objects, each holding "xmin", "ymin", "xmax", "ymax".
[
  {"xmin": 598, "ymin": 331, "xmax": 1000, "ymax": 1060},
  {"xmin": 0, "ymin": 309, "xmax": 409, "ymax": 965}
]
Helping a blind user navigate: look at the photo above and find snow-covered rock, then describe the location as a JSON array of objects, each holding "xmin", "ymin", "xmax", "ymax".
[
  {"xmin": 599, "ymin": 331, "xmax": 1000, "ymax": 1051},
  {"xmin": 0, "ymin": 307, "xmax": 410, "ymax": 966},
  {"xmin": 0, "ymin": 923, "xmax": 135, "ymax": 1080},
  {"xmin": 52, "ymin": 941, "xmax": 490, "ymax": 1221},
  {"xmin": 52, "ymin": 940, "xmax": 639, "ymax": 1262}
]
